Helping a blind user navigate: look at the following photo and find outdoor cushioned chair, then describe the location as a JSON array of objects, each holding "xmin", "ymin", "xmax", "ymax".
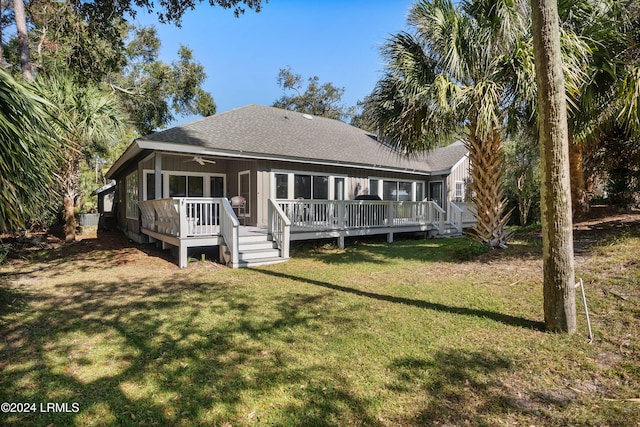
[{"xmin": 230, "ymin": 195, "xmax": 246, "ymax": 225}]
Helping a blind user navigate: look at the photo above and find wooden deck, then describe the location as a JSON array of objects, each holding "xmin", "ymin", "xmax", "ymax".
[{"xmin": 137, "ymin": 198, "xmax": 475, "ymax": 268}]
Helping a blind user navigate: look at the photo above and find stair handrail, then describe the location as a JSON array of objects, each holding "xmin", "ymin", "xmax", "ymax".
[
  {"xmin": 220, "ymin": 198, "xmax": 240, "ymax": 267},
  {"xmin": 424, "ymin": 199, "xmax": 446, "ymax": 233},
  {"xmin": 268, "ymin": 199, "xmax": 291, "ymax": 259},
  {"xmin": 449, "ymin": 201, "xmax": 464, "ymax": 233}
]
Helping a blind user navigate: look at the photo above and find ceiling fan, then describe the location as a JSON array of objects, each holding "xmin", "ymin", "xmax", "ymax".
[{"xmin": 183, "ymin": 156, "xmax": 216, "ymax": 166}]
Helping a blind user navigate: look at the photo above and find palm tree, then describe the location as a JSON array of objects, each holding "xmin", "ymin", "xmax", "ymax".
[
  {"xmin": 569, "ymin": 0, "xmax": 640, "ymax": 209},
  {"xmin": 34, "ymin": 73, "xmax": 125, "ymax": 241},
  {"xmin": 366, "ymin": 0, "xmax": 527, "ymax": 248},
  {"xmin": 0, "ymin": 69, "xmax": 60, "ymax": 232}
]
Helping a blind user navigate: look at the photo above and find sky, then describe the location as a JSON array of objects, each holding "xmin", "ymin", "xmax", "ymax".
[{"xmin": 130, "ymin": 0, "xmax": 416, "ymax": 125}]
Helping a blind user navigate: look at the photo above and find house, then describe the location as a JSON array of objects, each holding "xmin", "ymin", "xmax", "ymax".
[{"xmin": 105, "ymin": 104, "xmax": 474, "ymax": 268}]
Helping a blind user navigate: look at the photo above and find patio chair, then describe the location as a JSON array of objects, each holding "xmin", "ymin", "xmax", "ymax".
[{"xmin": 230, "ymin": 195, "xmax": 247, "ymax": 225}]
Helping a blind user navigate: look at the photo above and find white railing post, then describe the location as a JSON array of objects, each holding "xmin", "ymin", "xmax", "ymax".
[
  {"xmin": 268, "ymin": 199, "xmax": 291, "ymax": 259},
  {"xmin": 449, "ymin": 201, "xmax": 463, "ymax": 233},
  {"xmin": 178, "ymin": 198, "xmax": 188, "ymax": 237},
  {"xmin": 386, "ymin": 201, "xmax": 394, "ymax": 226},
  {"xmin": 220, "ymin": 198, "xmax": 240, "ymax": 267},
  {"xmin": 338, "ymin": 201, "xmax": 346, "ymax": 229}
]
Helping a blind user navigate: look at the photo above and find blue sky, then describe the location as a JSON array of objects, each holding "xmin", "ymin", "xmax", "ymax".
[{"xmin": 131, "ymin": 1, "xmax": 415, "ymax": 125}]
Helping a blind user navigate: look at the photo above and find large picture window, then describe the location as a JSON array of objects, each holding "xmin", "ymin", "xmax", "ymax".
[
  {"xmin": 143, "ymin": 170, "xmax": 224, "ymax": 199},
  {"xmin": 370, "ymin": 178, "xmax": 425, "ymax": 201},
  {"xmin": 293, "ymin": 174, "xmax": 329, "ymax": 200},
  {"xmin": 382, "ymin": 180, "xmax": 413, "ymax": 201},
  {"xmin": 126, "ymin": 172, "xmax": 138, "ymax": 219}
]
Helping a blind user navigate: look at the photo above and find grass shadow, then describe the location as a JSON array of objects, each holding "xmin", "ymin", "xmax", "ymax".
[
  {"xmin": 291, "ymin": 234, "xmax": 492, "ymax": 265},
  {"xmin": 253, "ymin": 268, "xmax": 544, "ymax": 331},
  {"xmin": 0, "ymin": 275, "xmax": 382, "ymax": 426}
]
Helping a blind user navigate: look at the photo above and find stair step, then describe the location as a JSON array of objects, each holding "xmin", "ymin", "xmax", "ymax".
[
  {"xmin": 240, "ymin": 241, "xmax": 276, "ymax": 251},
  {"xmin": 239, "ymin": 234, "xmax": 271, "ymax": 244},
  {"xmin": 235, "ymin": 257, "xmax": 289, "ymax": 268},
  {"xmin": 239, "ymin": 248, "xmax": 281, "ymax": 261}
]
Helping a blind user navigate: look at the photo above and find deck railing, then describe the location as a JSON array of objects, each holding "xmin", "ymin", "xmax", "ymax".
[
  {"xmin": 139, "ymin": 198, "xmax": 223, "ymax": 237},
  {"xmin": 219, "ymin": 198, "xmax": 239, "ymax": 267},
  {"xmin": 276, "ymin": 199, "xmax": 447, "ymax": 232},
  {"xmin": 268, "ymin": 199, "xmax": 291, "ymax": 259}
]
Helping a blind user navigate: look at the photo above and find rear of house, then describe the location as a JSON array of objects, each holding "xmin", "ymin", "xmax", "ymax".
[{"xmin": 105, "ymin": 104, "xmax": 474, "ymax": 267}]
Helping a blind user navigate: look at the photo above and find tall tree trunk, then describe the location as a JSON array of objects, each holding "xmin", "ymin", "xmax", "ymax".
[
  {"xmin": 531, "ymin": 0, "xmax": 576, "ymax": 333},
  {"xmin": 14, "ymin": 0, "xmax": 33, "ymax": 81},
  {"xmin": 569, "ymin": 136, "xmax": 588, "ymax": 217},
  {"xmin": 63, "ymin": 195, "xmax": 76, "ymax": 242}
]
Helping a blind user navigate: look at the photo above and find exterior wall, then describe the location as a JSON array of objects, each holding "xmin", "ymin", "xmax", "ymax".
[
  {"xmin": 445, "ymin": 156, "xmax": 471, "ymax": 204},
  {"xmin": 254, "ymin": 159, "xmax": 430, "ymax": 226},
  {"xmin": 116, "ymin": 151, "xmax": 463, "ymax": 232}
]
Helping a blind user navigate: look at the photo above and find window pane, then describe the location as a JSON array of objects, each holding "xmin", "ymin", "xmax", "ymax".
[
  {"xmin": 169, "ymin": 175, "xmax": 186, "ymax": 197},
  {"xmin": 313, "ymin": 176, "xmax": 329, "ymax": 199},
  {"xmin": 126, "ymin": 172, "xmax": 138, "ymax": 218},
  {"xmin": 146, "ymin": 173, "xmax": 155, "ymax": 200},
  {"xmin": 429, "ymin": 181, "xmax": 443, "ymax": 206},
  {"xmin": 294, "ymin": 175, "xmax": 311, "ymax": 199},
  {"xmin": 369, "ymin": 179, "xmax": 379, "ymax": 196},
  {"xmin": 275, "ymin": 174, "xmax": 288, "ymax": 199},
  {"xmin": 416, "ymin": 182, "xmax": 424, "ymax": 201},
  {"xmin": 383, "ymin": 181, "xmax": 396, "ymax": 201},
  {"xmin": 188, "ymin": 176, "xmax": 204, "ymax": 197},
  {"xmin": 211, "ymin": 176, "xmax": 224, "ymax": 197},
  {"xmin": 398, "ymin": 182, "xmax": 412, "ymax": 201},
  {"xmin": 455, "ymin": 181, "xmax": 464, "ymax": 201}
]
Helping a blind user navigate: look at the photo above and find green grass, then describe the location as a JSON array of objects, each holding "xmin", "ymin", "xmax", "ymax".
[{"xmin": 0, "ymin": 227, "xmax": 639, "ymax": 426}]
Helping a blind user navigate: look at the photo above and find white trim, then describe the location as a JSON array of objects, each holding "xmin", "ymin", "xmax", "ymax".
[{"xmin": 125, "ymin": 171, "xmax": 139, "ymax": 220}]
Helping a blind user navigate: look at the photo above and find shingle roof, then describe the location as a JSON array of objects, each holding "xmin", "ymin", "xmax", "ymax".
[{"xmin": 137, "ymin": 104, "xmax": 467, "ymax": 175}]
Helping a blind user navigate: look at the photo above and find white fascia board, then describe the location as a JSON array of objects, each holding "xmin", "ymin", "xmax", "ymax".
[
  {"xmin": 450, "ymin": 152, "xmax": 470, "ymax": 172},
  {"xmin": 105, "ymin": 139, "xmax": 143, "ymax": 179},
  {"xmin": 137, "ymin": 140, "xmax": 432, "ymax": 177}
]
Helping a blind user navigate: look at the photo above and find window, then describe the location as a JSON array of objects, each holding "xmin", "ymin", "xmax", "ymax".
[
  {"xmin": 455, "ymin": 181, "xmax": 465, "ymax": 202},
  {"xmin": 126, "ymin": 172, "xmax": 138, "ymax": 219},
  {"xmin": 146, "ymin": 172, "xmax": 164, "ymax": 200},
  {"xmin": 429, "ymin": 181, "xmax": 444, "ymax": 206},
  {"xmin": 293, "ymin": 174, "xmax": 331, "ymax": 200},
  {"xmin": 382, "ymin": 180, "xmax": 412, "ymax": 201},
  {"xmin": 210, "ymin": 176, "xmax": 224, "ymax": 197},
  {"xmin": 275, "ymin": 173, "xmax": 288, "ymax": 199},
  {"xmin": 188, "ymin": 176, "xmax": 204, "ymax": 197},
  {"xmin": 369, "ymin": 179, "xmax": 380, "ymax": 196},
  {"xmin": 169, "ymin": 175, "xmax": 204, "ymax": 197},
  {"xmin": 294, "ymin": 175, "xmax": 311, "ymax": 199},
  {"xmin": 416, "ymin": 182, "xmax": 425, "ymax": 201},
  {"xmin": 144, "ymin": 170, "xmax": 225, "ymax": 199},
  {"xmin": 313, "ymin": 176, "xmax": 329, "ymax": 199}
]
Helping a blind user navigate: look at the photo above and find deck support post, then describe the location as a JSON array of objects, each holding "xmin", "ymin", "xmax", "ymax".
[
  {"xmin": 337, "ymin": 235, "xmax": 345, "ymax": 249},
  {"xmin": 179, "ymin": 244, "xmax": 188, "ymax": 268},
  {"xmin": 387, "ymin": 232, "xmax": 394, "ymax": 243}
]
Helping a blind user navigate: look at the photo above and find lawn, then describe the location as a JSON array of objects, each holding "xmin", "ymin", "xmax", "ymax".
[{"xmin": 1, "ymin": 212, "xmax": 639, "ymax": 426}]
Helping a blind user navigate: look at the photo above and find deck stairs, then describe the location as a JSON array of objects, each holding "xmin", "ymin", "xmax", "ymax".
[{"xmin": 224, "ymin": 233, "xmax": 288, "ymax": 268}]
